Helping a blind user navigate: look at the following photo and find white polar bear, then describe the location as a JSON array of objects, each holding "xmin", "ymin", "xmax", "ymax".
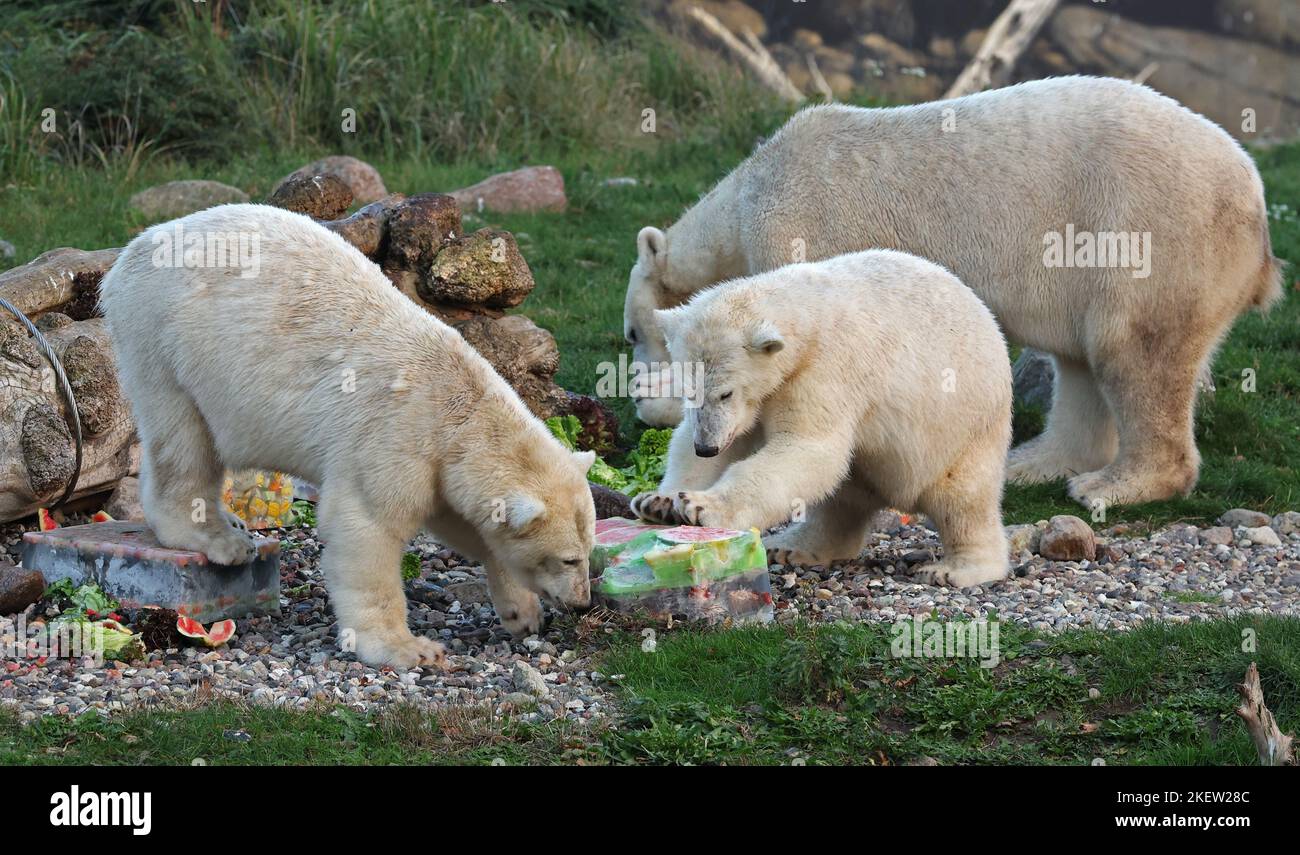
[
  {"xmin": 100, "ymin": 204, "xmax": 595, "ymax": 668},
  {"xmin": 631, "ymin": 250, "xmax": 1013, "ymax": 588},
  {"xmin": 624, "ymin": 76, "xmax": 1283, "ymax": 510}
]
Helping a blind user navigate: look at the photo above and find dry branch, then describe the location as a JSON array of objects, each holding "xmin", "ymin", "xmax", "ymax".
[
  {"xmin": 805, "ymin": 52, "xmax": 834, "ymax": 102},
  {"xmin": 945, "ymin": 0, "xmax": 1062, "ymax": 99},
  {"xmin": 1235, "ymin": 662, "xmax": 1296, "ymax": 766},
  {"xmin": 686, "ymin": 6, "xmax": 805, "ymax": 103}
]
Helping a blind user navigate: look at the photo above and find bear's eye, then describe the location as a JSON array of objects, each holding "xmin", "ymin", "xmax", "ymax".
[
  {"xmin": 563, "ymin": 558, "xmax": 583, "ymax": 567},
  {"xmin": 719, "ymin": 391, "xmax": 733, "ymax": 401}
]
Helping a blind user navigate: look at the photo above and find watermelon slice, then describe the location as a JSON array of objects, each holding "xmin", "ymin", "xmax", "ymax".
[
  {"xmin": 37, "ymin": 508, "xmax": 58, "ymax": 531},
  {"xmin": 657, "ymin": 525, "xmax": 740, "ymax": 544},
  {"xmin": 176, "ymin": 615, "xmax": 237, "ymax": 648},
  {"xmin": 91, "ymin": 510, "xmax": 114, "ymax": 523}
]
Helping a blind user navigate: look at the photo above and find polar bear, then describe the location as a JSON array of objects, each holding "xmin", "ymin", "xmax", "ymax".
[
  {"xmin": 100, "ymin": 204, "xmax": 595, "ymax": 668},
  {"xmin": 631, "ymin": 250, "xmax": 1013, "ymax": 588},
  {"xmin": 624, "ymin": 76, "xmax": 1283, "ymax": 510}
]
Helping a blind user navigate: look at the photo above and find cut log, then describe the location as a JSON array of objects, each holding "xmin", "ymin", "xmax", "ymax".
[
  {"xmin": 0, "ymin": 247, "xmax": 120, "ymax": 318},
  {"xmin": 1235, "ymin": 662, "xmax": 1296, "ymax": 766},
  {"xmin": 0, "ymin": 316, "xmax": 139, "ymax": 521},
  {"xmin": 944, "ymin": 0, "xmax": 1062, "ymax": 99}
]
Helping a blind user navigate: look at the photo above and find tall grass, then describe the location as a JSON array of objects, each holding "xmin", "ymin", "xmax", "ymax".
[{"xmin": 0, "ymin": 0, "xmax": 777, "ymax": 179}]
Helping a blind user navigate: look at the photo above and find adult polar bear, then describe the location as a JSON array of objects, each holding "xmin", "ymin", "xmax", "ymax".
[
  {"xmin": 624, "ymin": 76, "xmax": 1283, "ymax": 510},
  {"xmin": 101, "ymin": 205, "xmax": 595, "ymax": 668}
]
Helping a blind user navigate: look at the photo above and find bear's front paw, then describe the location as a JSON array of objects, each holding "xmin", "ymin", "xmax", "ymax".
[
  {"xmin": 912, "ymin": 558, "xmax": 1008, "ymax": 589},
  {"xmin": 631, "ymin": 491, "xmax": 679, "ymax": 525},
  {"xmin": 357, "ymin": 632, "xmax": 447, "ymax": 670},
  {"xmin": 767, "ymin": 546, "xmax": 824, "ymax": 567},
  {"xmin": 672, "ymin": 490, "xmax": 722, "ymax": 528}
]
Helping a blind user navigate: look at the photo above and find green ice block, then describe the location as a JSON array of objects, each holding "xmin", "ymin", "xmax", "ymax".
[{"xmin": 591, "ymin": 518, "xmax": 773, "ymax": 623}]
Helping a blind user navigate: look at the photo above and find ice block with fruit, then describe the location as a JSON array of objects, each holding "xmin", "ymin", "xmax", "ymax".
[
  {"xmin": 222, "ymin": 470, "xmax": 295, "ymax": 529},
  {"xmin": 591, "ymin": 518, "xmax": 773, "ymax": 624}
]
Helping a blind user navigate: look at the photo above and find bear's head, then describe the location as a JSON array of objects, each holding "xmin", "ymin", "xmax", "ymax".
[
  {"xmin": 491, "ymin": 447, "xmax": 596, "ymax": 610},
  {"xmin": 655, "ymin": 290, "xmax": 787, "ymax": 458},
  {"xmin": 625, "ymin": 227, "xmax": 680, "ymax": 427}
]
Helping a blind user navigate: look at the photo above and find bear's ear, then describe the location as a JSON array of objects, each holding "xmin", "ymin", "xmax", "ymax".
[
  {"xmin": 573, "ymin": 450, "xmax": 596, "ymax": 474},
  {"xmin": 503, "ymin": 493, "xmax": 546, "ymax": 530},
  {"xmin": 748, "ymin": 322, "xmax": 785, "ymax": 354},
  {"xmin": 637, "ymin": 226, "xmax": 667, "ymax": 270},
  {"xmin": 654, "ymin": 306, "xmax": 683, "ymax": 345}
]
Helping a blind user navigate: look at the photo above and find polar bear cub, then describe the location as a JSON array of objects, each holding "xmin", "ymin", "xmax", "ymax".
[
  {"xmin": 100, "ymin": 204, "xmax": 595, "ymax": 668},
  {"xmin": 632, "ymin": 250, "xmax": 1012, "ymax": 588}
]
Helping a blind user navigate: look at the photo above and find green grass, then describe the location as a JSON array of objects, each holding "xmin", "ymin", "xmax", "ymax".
[
  {"xmin": 5, "ymin": 615, "xmax": 1295, "ymax": 765},
  {"xmin": 0, "ymin": 699, "xmax": 601, "ymax": 766}
]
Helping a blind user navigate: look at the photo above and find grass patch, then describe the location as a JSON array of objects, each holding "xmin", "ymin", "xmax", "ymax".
[
  {"xmin": 597, "ymin": 615, "xmax": 1300, "ymax": 766},
  {"xmin": 0, "ymin": 699, "xmax": 602, "ymax": 766},
  {"xmin": 9, "ymin": 615, "xmax": 1289, "ymax": 765}
]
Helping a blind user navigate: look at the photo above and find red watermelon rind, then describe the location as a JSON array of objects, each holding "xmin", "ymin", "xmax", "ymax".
[
  {"xmin": 656, "ymin": 526, "xmax": 740, "ymax": 544},
  {"xmin": 204, "ymin": 619, "xmax": 236, "ymax": 646},
  {"xmin": 176, "ymin": 615, "xmax": 208, "ymax": 639}
]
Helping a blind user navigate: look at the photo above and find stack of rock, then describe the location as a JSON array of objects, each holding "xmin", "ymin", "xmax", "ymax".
[{"xmin": 0, "ymin": 156, "xmax": 569, "ymax": 523}]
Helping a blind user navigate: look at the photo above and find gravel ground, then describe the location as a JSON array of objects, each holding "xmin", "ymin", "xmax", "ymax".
[{"xmin": 2, "ymin": 513, "xmax": 1299, "ymax": 724}]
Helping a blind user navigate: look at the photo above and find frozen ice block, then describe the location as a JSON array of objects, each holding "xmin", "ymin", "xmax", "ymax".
[
  {"xmin": 223, "ymin": 470, "xmax": 295, "ymax": 529},
  {"xmin": 20, "ymin": 521, "xmax": 280, "ymax": 622},
  {"xmin": 591, "ymin": 518, "xmax": 773, "ymax": 624}
]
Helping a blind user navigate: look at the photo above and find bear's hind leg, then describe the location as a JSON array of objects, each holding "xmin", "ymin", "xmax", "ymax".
[
  {"xmin": 913, "ymin": 448, "xmax": 1009, "ymax": 588},
  {"xmin": 766, "ymin": 482, "xmax": 882, "ymax": 566},
  {"xmin": 1006, "ymin": 357, "xmax": 1117, "ymax": 484},
  {"xmin": 1068, "ymin": 343, "xmax": 1201, "ymax": 509},
  {"xmin": 318, "ymin": 487, "xmax": 445, "ymax": 669},
  {"xmin": 137, "ymin": 383, "xmax": 255, "ymax": 565}
]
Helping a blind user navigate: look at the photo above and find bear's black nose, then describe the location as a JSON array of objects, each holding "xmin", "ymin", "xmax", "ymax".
[{"xmin": 695, "ymin": 443, "xmax": 719, "ymax": 457}]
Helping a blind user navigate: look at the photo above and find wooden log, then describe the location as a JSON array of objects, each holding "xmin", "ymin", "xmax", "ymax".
[
  {"xmin": 0, "ymin": 247, "xmax": 120, "ymax": 318},
  {"xmin": 0, "ymin": 316, "xmax": 138, "ymax": 521}
]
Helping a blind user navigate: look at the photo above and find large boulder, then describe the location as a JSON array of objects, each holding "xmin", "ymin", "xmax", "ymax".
[
  {"xmin": 1012, "ymin": 348, "xmax": 1055, "ymax": 411},
  {"xmin": 800, "ymin": 0, "xmax": 916, "ymax": 46},
  {"xmin": 450, "ymin": 166, "xmax": 567, "ymax": 214},
  {"xmin": 283, "ymin": 155, "xmax": 388, "ymax": 205},
  {"xmin": 265, "ymin": 173, "xmax": 353, "ymax": 220},
  {"xmin": 1049, "ymin": 5, "xmax": 1300, "ymax": 142},
  {"xmin": 419, "ymin": 229, "xmax": 534, "ymax": 309},
  {"xmin": 452, "ymin": 315, "xmax": 566, "ymax": 418},
  {"xmin": 1214, "ymin": 0, "xmax": 1300, "ymax": 50},
  {"xmin": 128, "ymin": 180, "xmax": 249, "ymax": 221}
]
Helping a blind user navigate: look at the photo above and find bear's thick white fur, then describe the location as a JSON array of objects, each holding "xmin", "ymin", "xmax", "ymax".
[
  {"xmin": 631, "ymin": 250, "xmax": 1013, "ymax": 588},
  {"xmin": 100, "ymin": 204, "xmax": 595, "ymax": 668},
  {"xmin": 624, "ymin": 76, "xmax": 1284, "ymax": 510}
]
